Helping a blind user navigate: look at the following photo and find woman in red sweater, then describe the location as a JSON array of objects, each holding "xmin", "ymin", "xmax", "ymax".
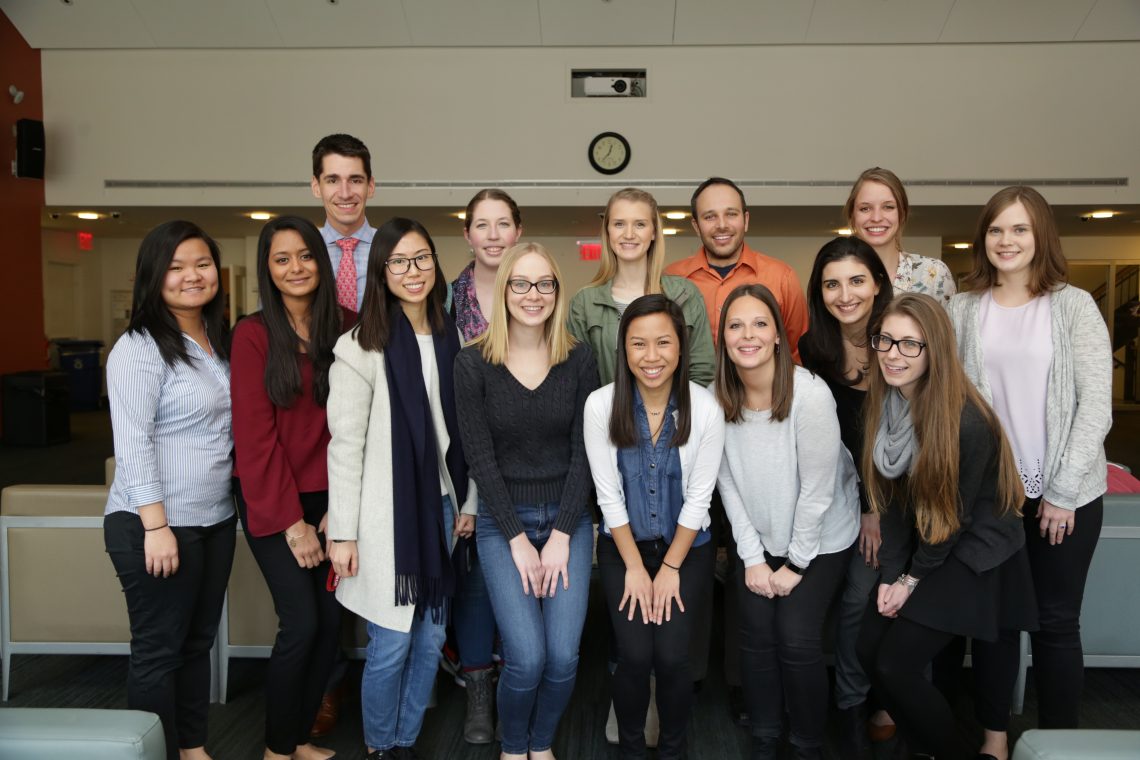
[{"xmin": 231, "ymin": 216, "xmax": 355, "ymax": 760}]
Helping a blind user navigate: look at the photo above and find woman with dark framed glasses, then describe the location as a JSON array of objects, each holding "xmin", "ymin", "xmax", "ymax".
[
  {"xmin": 455, "ymin": 242, "xmax": 598, "ymax": 760},
  {"xmin": 948, "ymin": 186, "xmax": 1112, "ymax": 752},
  {"xmin": 856, "ymin": 294, "xmax": 1034, "ymax": 760},
  {"xmin": 326, "ymin": 217, "xmax": 477, "ymax": 760}
]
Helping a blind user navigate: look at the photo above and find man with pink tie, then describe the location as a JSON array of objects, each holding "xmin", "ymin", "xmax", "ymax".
[{"xmin": 311, "ymin": 133, "xmax": 376, "ymax": 312}]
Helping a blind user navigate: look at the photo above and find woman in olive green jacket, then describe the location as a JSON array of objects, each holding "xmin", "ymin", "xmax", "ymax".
[{"xmin": 569, "ymin": 187, "xmax": 715, "ymax": 386}]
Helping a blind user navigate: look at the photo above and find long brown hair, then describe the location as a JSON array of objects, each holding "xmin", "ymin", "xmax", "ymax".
[
  {"xmin": 961, "ymin": 185, "xmax": 1068, "ymax": 296},
  {"xmin": 714, "ymin": 284, "xmax": 795, "ymax": 423},
  {"xmin": 861, "ymin": 294, "xmax": 1022, "ymax": 543}
]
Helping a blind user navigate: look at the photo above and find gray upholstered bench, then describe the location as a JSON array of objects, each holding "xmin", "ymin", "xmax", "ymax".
[
  {"xmin": 1013, "ymin": 729, "xmax": 1140, "ymax": 759},
  {"xmin": 0, "ymin": 708, "xmax": 165, "ymax": 759}
]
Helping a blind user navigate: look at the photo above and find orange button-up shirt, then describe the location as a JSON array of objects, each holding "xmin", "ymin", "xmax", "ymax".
[{"xmin": 664, "ymin": 243, "xmax": 808, "ymax": 363}]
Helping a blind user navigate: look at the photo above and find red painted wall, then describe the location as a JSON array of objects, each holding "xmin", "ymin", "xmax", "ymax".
[{"xmin": 0, "ymin": 10, "xmax": 46, "ymax": 378}]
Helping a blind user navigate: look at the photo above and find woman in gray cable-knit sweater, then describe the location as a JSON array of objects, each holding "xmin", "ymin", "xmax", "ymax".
[{"xmin": 948, "ymin": 186, "xmax": 1113, "ymax": 750}]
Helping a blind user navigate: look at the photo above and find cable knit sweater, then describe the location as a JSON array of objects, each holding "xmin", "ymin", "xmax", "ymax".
[
  {"xmin": 947, "ymin": 285, "xmax": 1112, "ymax": 511},
  {"xmin": 454, "ymin": 342, "xmax": 598, "ymax": 538}
]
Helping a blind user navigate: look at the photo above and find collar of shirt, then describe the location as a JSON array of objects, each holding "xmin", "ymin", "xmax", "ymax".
[
  {"xmin": 677, "ymin": 243, "xmax": 761, "ymax": 278},
  {"xmin": 320, "ymin": 219, "xmax": 375, "ymax": 247}
]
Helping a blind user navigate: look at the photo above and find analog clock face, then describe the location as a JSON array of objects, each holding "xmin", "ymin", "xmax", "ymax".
[{"xmin": 589, "ymin": 132, "xmax": 631, "ymax": 175}]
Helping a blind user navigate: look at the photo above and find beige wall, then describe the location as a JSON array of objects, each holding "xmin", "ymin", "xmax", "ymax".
[{"xmin": 41, "ymin": 42, "xmax": 1140, "ymax": 209}]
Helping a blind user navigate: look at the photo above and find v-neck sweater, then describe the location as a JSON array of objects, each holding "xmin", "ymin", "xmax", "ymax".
[{"xmin": 454, "ymin": 342, "xmax": 599, "ymax": 538}]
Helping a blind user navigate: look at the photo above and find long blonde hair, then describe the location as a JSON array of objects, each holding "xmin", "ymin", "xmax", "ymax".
[
  {"xmin": 477, "ymin": 242, "xmax": 576, "ymax": 366},
  {"xmin": 861, "ymin": 294, "xmax": 1022, "ymax": 543},
  {"xmin": 586, "ymin": 187, "xmax": 667, "ymax": 294}
]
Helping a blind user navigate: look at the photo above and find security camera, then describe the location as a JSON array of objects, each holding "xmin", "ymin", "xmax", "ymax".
[
  {"xmin": 110, "ymin": 211, "xmax": 121, "ymax": 219},
  {"xmin": 48, "ymin": 212, "xmax": 60, "ymax": 220}
]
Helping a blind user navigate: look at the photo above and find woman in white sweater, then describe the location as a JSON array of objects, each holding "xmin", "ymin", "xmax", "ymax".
[
  {"xmin": 326, "ymin": 218, "xmax": 477, "ymax": 760},
  {"xmin": 714, "ymin": 283, "xmax": 859, "ymax": 760},
  {"xmin": 948, "ymin": 186, "xmax": 1112, "ymax": 750},
  {"xmin": 583, "ymin": 294, "xmax": 724, "ymax": 760}
]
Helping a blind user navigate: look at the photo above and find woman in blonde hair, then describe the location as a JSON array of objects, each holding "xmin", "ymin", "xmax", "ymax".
[
  {"xmin": 569, "ymin": 187, "xmax": 715, "ymax": 385},
  {"xmin": 844, "ymin": 167, "xmax": 955, "ymax": 305},
  {"xmin": 455, "ymin": 242, "xmax": 598, "ymax": 760},
  {"xmin": 856, "ymin": 294, "xmax": 1035, "ymax": 760},
  {"xmin": 949, "ymin": 186, "xmax": 1112, "ymax": 751}
]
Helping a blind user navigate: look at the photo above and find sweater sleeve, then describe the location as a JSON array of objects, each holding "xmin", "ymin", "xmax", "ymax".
[
  {"xmin": 453, "ymin": 348, "xmax": 526, "ymax": 539},
  {"xmin": 786, "ymin": 378, "xmax": 843, "ymax": 568},
  {"xmin": 718, "ymin": 445, "xmax": 768, "ymax": 567},
  {"xmin": 1043, "ymin": 289, "xmax": 1113, "ymax": 510},
  {"xmin": 554, "ymin": 347, "xmax": 600, "ymax": 535},
  {"xmin": 230, "ymin": 320, "xmax": 304, "ymax": 537},
  {"xmin": 584, "ymin": 387, "xmax": 629, "ymax": 530},
  {"xmin": 326, "ymin": 335, "xmax": 373, "ymax": 542},
  {"xmin": 876, "ymin": 497, "xmax": 913, "ymax": 583},
  {"xmin": 676, "ymin": 390, "xmax": 724, "ymax": 532}
]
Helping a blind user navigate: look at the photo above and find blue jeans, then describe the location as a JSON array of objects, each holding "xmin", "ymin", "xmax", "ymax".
[
  {"xmin": 477, "ymin": 503, "xmax": 593, "ymax": 755},
  {"xmin": 361, "ymin": 498, "xmax": 453, "ymax": 751},
  {"xmin": 454, "ymin": 549, "xmax": 496, "ymax": 670}
]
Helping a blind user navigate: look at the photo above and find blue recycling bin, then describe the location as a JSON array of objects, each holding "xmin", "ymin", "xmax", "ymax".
[{"xmin": 52, "ymin": 339, "xmax": 105, "ymax": 411}]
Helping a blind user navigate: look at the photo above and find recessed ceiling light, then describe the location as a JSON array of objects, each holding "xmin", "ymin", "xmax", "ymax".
[
  {"xmin": 835, "ymin": 228, "xmax": 853, "ymax": 236},
  {"xmin": 664, "ymin": 212, "xmax": 687, "ymax": 220},
  {"xmin": 663, "ymin": 228, "xmax": 680, "ymax": 236},
  {"xmin": 76, "ymin": 212, "xmax": 100, "ymax": 220},
  {"xmin": 248, "ymin": 212, "xmax": 272, "ymax": 221},
  {"xmin": 951, "ymin": 243, "xmax": 971, "ymax": 250},
  {"xmin": 1089, "ymin": 210, "xmax": 1116, "ymax": 219},
  {"xmin": 453, "ymin": 211, "xmax": 466, "ymax": 221}
]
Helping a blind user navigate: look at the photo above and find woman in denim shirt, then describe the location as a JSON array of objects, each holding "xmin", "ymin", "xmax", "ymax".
[{"xmin": 583, "ymin": 294, "xmax": 725, "ymax": 760}]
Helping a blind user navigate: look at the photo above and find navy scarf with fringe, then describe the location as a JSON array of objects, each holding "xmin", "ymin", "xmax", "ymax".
[{"xmin": 384, "ymin": 306, "xmax": 468, "ymax": 622}]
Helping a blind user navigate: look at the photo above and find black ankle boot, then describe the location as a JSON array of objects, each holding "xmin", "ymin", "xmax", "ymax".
[
  {"xmin": 751, "ymin": 735, "xmax": 781, "ymax": 760},
  {"xmin": 837, "ymin": 703, "xmax": 871, "ymax": 759}
]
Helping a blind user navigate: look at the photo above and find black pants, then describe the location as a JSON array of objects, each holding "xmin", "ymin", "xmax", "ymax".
[
  {"xmin": 235, "ymin": 481, "xmax": 342, "ymax": 755},
  {"xmin": 598, "ymin": 536, "xmax": 713, "ymax": 760},
  {"xmin": 858, "ymin": 602, "xmax": 974, "ymax": 760},
  {"xmin": 1024, "ymin": 495, "xmax": 1103, "ymax": 728},
  {"xmin": 737, "ymin": 546, "xmax": 851, "ymax": 750},
  {"xmin": 104, "ymin": 510, "xmax": 236, "ymax": 760},
  {"xmin": 932, "ymin": 628, "xmax": 1023, "ymax": 731}
]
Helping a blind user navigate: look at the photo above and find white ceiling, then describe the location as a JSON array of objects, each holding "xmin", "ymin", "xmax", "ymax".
[{"xmin": 4, "ymin": 0, "xmax": 1139, "ymax": 49}]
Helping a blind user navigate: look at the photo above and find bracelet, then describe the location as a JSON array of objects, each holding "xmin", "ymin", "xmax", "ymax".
[
  {"xmin": 662, "ymin": 560, "xmax": 680, "ymax": 571},
  {"xmin": 895, "ymin": 573, "xmax": 920, "ymax": 590},
  {"xmin": 784, "ymin": 561, "xmax": 807, "ymax": 576},
  {"xmin": 284, "ymin": 529, "xmax": 305, "ymax": 548},
  {"xmin": 144, "ymin": 523, "xmax": 168, "ymax": 532}
]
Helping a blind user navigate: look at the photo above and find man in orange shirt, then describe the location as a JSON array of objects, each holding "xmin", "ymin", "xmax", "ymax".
[{"xmin": 665, "ymin": 177, "xmax": 807, "ymax": 361}]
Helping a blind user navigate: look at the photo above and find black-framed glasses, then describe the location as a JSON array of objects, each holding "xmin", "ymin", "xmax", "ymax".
[
  {"xmin": 385, "ymin": 253, "xmax": 436, "ymax": 275},
  {"xmin": 508, "ymin": 278, "xmax": 558, "ymax": 295},
  {"xmin": 870, "ymin": 334, "xmax": 927, "ymax": 358}
]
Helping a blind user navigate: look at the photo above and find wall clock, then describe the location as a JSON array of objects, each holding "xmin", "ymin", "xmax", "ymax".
[{"xmin": 588, "ymin": 131, "xmax": 631, "ymax": 175}]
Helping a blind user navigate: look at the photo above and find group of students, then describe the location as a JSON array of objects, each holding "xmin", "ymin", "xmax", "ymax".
[{"xmin": 102, "ymin": 142, "xmax": 1111, "ymax": 760}]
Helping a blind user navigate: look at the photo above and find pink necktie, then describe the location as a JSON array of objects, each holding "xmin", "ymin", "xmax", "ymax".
[{"xmin": 335, "ymin": 238, "xmax": 359, "ymax": 310}]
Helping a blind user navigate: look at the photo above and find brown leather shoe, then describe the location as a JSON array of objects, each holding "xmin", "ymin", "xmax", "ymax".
[{"xmin": 310, "ymin": 685, "xmax": 346, "ymax": 738}]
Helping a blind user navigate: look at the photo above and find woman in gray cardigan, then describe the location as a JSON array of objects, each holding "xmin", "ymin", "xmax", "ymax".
[{"xmin": 948, "ymin": 186, "xmax": 1113, "ymax": 751}]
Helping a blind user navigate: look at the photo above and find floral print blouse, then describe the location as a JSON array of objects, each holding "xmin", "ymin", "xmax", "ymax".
[
  {"xmin": 894, "ymin": 251, "xmax": 956, "ymax": 305},
  {"xmin": 450, "ymin": 261, "xmax": 489, "ymax": 342}
]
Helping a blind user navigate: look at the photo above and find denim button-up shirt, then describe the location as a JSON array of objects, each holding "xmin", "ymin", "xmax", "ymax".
[{"xmin": 615, "ymin": 389, "xmax": 710, "ymax": 548}]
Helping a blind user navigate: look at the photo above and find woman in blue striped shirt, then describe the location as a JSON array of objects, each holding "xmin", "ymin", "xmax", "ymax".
[{"xmin": 104, "ymin": 220, "xmax": 235, "ymax": 760}]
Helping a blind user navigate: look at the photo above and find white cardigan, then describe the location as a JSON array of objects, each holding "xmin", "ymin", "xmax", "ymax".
[
  {"xmin": 326, "ymin": 332, "xmax": 476, "ymax": 632},
  {"xmin": 583, "ymin": 382, "xmax": 725, "ymax": 536}
]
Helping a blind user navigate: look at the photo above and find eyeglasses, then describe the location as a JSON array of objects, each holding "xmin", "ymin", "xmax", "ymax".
[
  {"xmin": 870, "ymin": 334, "xmax": 927, "ymax": 358},
  {"xmin": 385, "ymin": 253, "xmax": 436, "ymax": 275},
  {"xmin": 508, "ymin": 278, "xmax": 558, "ymax": 295}
]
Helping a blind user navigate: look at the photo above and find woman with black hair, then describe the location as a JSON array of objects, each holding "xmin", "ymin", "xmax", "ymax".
[
  {"xmin": 103, "ymin": 220, "xmax": 235, "ymax": 760},
  {"xmin": 797, "ymin": 236, "xmax": 892, "ymax": 756},
  {"xmin": 231, "ymin": 216, "xmax": 354, "ymax": 760},
  {"xmin": 326, "ymin": 218, "xmax": 476, "ymax": 760},
  {"xmin": 716, "ymin": 284, "xmax": 859, "ymax": 760},
  {"xmin": 583, "ymin": 294, "xmax": 724, "ymax": 760}
]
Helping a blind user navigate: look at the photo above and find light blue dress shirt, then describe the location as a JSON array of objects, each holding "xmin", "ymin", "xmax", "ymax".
[
  {"xmin": 104, "ymin": 329, "xmax": 234, "ymax": 527},
  {"xmin": 321, "ymin": 220, "xmax": 375, "ymax": 312}
]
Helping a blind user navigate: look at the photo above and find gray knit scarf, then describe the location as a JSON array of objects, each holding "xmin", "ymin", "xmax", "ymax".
[{"xmin": 872, "ymin": 389, "xmax": 917, "ymax": 479}]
